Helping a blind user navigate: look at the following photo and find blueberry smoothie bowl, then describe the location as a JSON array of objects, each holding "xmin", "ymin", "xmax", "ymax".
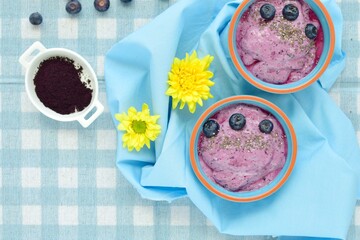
[
  {"xmin": 190, "ymin": 96, "xmax": 297, "ymax": 202},
  {"xmin": 228, "ymin": 0, "xmax": 335, "ymax": 93}
]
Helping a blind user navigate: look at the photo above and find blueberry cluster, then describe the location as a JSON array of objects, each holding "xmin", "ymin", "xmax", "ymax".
[
  {"xmin": 259, "ymin": 3, "xmax": 318, "ymax": 40},
  {"xmin": 202, "ymin": 114, "xmax": 274, "ymax": 138},
  {"xmin": 29, "ymin": 0, "xmax": 132, "ymax": 25}
]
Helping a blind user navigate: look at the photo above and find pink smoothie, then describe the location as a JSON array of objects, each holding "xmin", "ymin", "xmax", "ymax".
[
  {"xmin": 198, "ymin": 103, "xmax": 287, "ymax": 192},
  {"xmin": 236, "ymin": 0, "xmax": 324, "ymax": 84}
]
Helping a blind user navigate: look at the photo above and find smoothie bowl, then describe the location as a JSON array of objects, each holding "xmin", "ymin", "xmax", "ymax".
[
  {"xmin": 228, "ymin": 0, "xmax": 335, "ymax": 94},
  {"xmin": 190, "ymin": 96, "xmax": 297, "ymax": 202}
]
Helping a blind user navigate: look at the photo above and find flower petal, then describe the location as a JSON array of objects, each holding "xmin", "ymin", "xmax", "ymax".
[
  {"xmin": 115, "ymin": 104, "xmax": 161, "ymax": 152},
  {"xmin": 165, "ymin": 50, "xmax": 214, "ymax": 113}
]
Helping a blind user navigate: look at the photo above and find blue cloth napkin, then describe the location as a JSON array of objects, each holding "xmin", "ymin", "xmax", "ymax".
[{"xmin": 104, "ymin": 0, "xmax": 360, "ymax": 239}]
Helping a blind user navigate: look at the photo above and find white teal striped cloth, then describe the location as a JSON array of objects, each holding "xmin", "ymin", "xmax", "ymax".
[{"xmin": 0, "ymin": 0, "xmax": 359, "ymax": 239}]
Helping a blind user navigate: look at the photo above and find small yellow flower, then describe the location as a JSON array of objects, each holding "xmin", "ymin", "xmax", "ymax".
[
  {"xmin": 166, "ymin": 51, "xmax": 215, "ymax": 114},
  {"xmin": 115, "ymin": 103, "xmax": 161, "ymax": 152}
]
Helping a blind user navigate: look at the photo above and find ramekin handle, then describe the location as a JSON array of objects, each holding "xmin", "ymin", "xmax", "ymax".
[
  {"xmin": 77, "ymin": 100, "xmax": 104, "ymax": 128},
  {"xmin": 19, "ymin": 41, "xmax": 47, "ymax": 68}
]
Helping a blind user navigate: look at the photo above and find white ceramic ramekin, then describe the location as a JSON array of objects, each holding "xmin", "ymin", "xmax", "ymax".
[{"xmin": 19, "ymin": 41, "xmax": 104, "ymax": 128}]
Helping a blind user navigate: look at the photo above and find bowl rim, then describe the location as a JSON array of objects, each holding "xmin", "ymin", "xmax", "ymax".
[
  {"xmin": 189, "ymin": 95, "xmax": 297, "ymax": 202},
  {"xmin": 228, "ymin": 0, "xmax": 335, "ymax": 94}
]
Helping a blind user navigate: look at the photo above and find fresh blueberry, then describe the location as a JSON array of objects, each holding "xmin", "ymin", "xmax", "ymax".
[
  {"xmin": 66, "ymin": 0, "xmax": 82, "ymax": 14},
  {"xmin": 305, "ymin": 23, "xmax": 318, "ymax": 40},
  {"xmin": 282, "ymin": 4, "xmax": 299, "ymax": 21},
  {"xmin": 203, "ymin": 119, "xmax": 220, "ymax": 138},
  {"xmin": 259, "ymin": 119, "xmax": 273, "ymax": 134},
  {"xmin": 229, "ymin": 113, "xmax": 246, "ymax": 131},
  {"xmin": 29, "ymin": 12, "xmax": 43, "ymax": 25},
  {"xmin": 94, "ymin": 0, "xmax": 110, "ymax": 12},
  {"xmin": 260, "ymin": 4, "xmax": 276, "ymax": 21},
  {"xmin": 120, "ymin": 0, "xmax": 132, "ymax": 2}
]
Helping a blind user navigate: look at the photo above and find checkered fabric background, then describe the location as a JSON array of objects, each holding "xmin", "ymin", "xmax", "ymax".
[{"xmin": 0, "ymin": 0, "xmax": 359, "ymax": 239}]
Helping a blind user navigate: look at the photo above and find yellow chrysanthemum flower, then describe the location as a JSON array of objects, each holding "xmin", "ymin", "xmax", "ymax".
[
  {"xmin": 166, "ymin": 51, "xmax": 215, "ymax": 114},
  {"xmin": 115, "ymin": 103, "xmax": 161, "ymax": 152}
]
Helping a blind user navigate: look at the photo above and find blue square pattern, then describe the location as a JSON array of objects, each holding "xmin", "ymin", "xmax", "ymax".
[
  {"xmin": 42, "ymin": 206, "xmax": 59, "ymax": 225},
  {"xmin": 21, "ymin": 226, "xmax": 42, "ymax": 240},
  {"xmin": 2, "ymin": 226, "xmax": 22, "ymax": 240},
  {"xmin": 2, "ymin": 188, "xmax": 22, "ymax": 206},
  {"xmin": 0, "ymin": 0, "xmax": 359, "ymax": 240}
]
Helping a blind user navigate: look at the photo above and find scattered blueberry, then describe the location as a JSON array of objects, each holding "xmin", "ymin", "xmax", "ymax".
[
  {"xmin": 29, "ymin": 12, "xmax": 43, "ymax": 25},
  {"xmin": 120, "ymin": 0, "xmax": 132, "ymax": 2},
  {"xmin": 66, "ymin": 0, "xmax": 82, "ymax": 14},
  {"xmin": 203, "ymin": 120, "xmax": 220, "ymax": 138},
  {"xmin": 260, "ymin": 4, "xmax": 276, "ymax": 21},
  {"xmin": 229, "ymin": 113, "xmax": 246, "ymax": 131},
  {"xmin": 282, "ymin": 4, "xmax": 299, "ymax": 21},
  {"xmin": 305, "ymin": 23, "xmax": 318, "ymax": 40},
  {"xmin": 94, "ymin": 0, "xmax": 110, "ymax": 12},
  {"xmin": 259, "ymin": 119, "xmax": 274, "ymax": 134}
]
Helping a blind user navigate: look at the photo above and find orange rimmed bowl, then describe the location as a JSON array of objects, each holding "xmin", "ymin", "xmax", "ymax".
[
  {"xmin": 190, "ymin": 96, "xmax": 297, "ymax": 202},
  {"xmin": 228, "ymin": 0, "xmax": 335, "ymax": 94}
]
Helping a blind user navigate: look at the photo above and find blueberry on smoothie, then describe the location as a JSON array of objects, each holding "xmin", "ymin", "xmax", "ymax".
[
  {"xmin": 229, "ymin": 113, "xmax": 246, "ymax": 130},
  {"xmin": 282, "ymin": 4, "xmax": 299, "ymax": 21},
  {"xmin": 305, "ymin": 23, "xmax": 318, "ymax": 39},
  {"xmin": 203, "ymin": 120, "xmax": 220, "ymax": 138},
  {"xmin": 259, "ymin": 119, "xmax": 274, "ymax": 134},
  {"xmin": 260, "ymin": 4, "xmax": 276, "ymax": 21}
]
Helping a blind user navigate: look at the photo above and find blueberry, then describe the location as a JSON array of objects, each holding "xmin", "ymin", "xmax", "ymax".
[
  {"xmin": 282, "ymin": 4, "xmax": 299, "ymax": 21},
  {"xmin": 120, "ymin": 0, "xmax": 132, "ymax": 2},
  {"xmin": 66, "ymin": 0, "xmax": 82, "ymax": 14},
  {"xmin": 229, "ymin": 113, "xmax": 246, "ymax": 131},
  {"xmin": 29, "ymin": 12, "xmax": 43, "ymax": 25},
  {"xmin": 259, "ymin": 119, "xmax": 273, "ymax": 134},
  {"xmin": 305, "ymin": 23, "xmax": 318, "ymax": 40},
  {"xmin": 94, "ymin": 0, "xmax": 110, "ymax": 12},
  {"xmin": 203, "ymin": 120, "xmax": 220, "ymax": 138},
  {"xmin": 260, "ymin": 4, "xmax": 276, "ymax": 21}
]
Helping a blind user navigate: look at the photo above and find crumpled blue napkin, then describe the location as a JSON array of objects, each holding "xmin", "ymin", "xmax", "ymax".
[{"xmin": 104, "ymin": 0, "xmax": 360, "ymax": 239}]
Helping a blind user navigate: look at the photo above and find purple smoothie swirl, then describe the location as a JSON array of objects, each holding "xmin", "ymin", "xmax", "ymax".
[
  {"xmin": 236, "ymin": 0, "xmax": 324, "ymax": 84},
  {"xmin": 198, "ymin": 103, "xmax": 287, "ymax": 192}
]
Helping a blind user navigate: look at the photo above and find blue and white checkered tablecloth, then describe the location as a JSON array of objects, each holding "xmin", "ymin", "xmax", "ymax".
[{"xmin": 0, "ymin": 0, "xmax": 359, "ymax": 239}]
